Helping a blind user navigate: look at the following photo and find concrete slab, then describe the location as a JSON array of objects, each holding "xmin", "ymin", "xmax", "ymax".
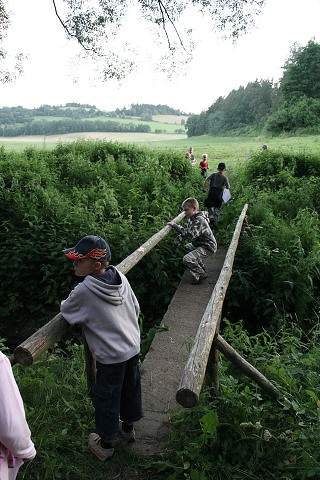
[{"xmin": 132, "ymin": 247, "xmax": 227, "ymax": 456}]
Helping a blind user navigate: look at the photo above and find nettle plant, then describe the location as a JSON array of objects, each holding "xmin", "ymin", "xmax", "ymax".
[
  {"xmin": 147, "ymin": 320, "xmax": 320, "ymax": 480},
  {"xmin": 0, "ymin": 141, "xmax": 197, "ymax": 336}
]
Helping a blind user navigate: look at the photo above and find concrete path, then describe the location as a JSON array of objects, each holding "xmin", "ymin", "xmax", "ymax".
[{"xmin": 132, "ymin": 247, "xmax": 227, "ymax": 456}]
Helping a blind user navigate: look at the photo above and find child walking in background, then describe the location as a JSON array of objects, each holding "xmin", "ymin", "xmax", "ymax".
[
  {"xmin": 202, "ymin": 162, "xmax": 230, "ymax": 227},
  {"xmin": 185, "ymin": 146, "xmax": 196, "ymax": 166},
  {"xmin": 60, "ymin": 235, "xmax": 142, "ymax": 462},
  {"xmin": 0, "ymin": 351, "xmax": 36, "ymax": 479},
  {"xmin": 199, "ymin": 153, "xmax": 209, "ymax": 177},
  {"xmin": 168, "ymin": 198, "xmax": 217, "ymax": 285}
]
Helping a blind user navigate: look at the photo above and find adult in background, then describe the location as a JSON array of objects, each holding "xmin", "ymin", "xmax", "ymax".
[
  {"xmin": 202, "ymin": 162, "xmax": 230, "ymax": 227},
  {"xmin": 0, "ymin": 351, "xmax": 36, "ymax": 479},
  {"xmin": 185, "ymin": 147, "xmax": 196, "ymax": 166}
]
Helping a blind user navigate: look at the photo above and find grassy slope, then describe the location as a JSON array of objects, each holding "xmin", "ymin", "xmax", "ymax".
[{"xmin": 24, "ymin": 114, "xmax": 188, "ymax": 134}]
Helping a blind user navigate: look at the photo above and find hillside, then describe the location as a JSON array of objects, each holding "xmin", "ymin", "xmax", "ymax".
[{"xmin": 0, "ymin": 104, "xmax": 188, "ymax": 137}]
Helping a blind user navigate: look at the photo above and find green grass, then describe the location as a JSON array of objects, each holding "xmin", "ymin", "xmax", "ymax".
[
  {"xmin": 28, "ymin": 115, "xmax": 186, "ymax": 134},
  {"xmin": 2, "ymin": 134, "xmax": 320, "ymax": 166}
]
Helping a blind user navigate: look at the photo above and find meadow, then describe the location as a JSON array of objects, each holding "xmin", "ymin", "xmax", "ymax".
[{"xmin": 1, "ymin": 131, "xmax": 320, "ymax": 171}]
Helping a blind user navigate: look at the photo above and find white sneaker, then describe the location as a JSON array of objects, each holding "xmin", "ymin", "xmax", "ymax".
[
  {"xmin": 118, "ymin": 421, "xmax": 135, "ymax": 443},
  {"xmin": 88, "ymin": 433, "xmax": 114, "ymax": 461}
]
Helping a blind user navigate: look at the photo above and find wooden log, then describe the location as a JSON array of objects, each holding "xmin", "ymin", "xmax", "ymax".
[
  {"xmin": 176, "ymin": 204, "xmax": 248, "ymax": 408},
  {"xmin": 14, "ymin": 211, "xmax": 185, "ymax": 366},
  {"xmin": 13, "ymin": 313, "xmax": 72, "ymax": 366},
  {"xmin": 210, "ymin": 314, "xmax": 222, "ymax": 395},
  {"xmin": 215, "ymin": 334, "xmax": 280, "ymax": 400},
  {"xmin": 116, "ymin": 211, "xmax": 185, "ymax": 274}
]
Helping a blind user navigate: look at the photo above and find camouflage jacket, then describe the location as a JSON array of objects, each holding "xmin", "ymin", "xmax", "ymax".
[{"xmin": 171, "ymin": 211, "xmax": 217, "ymax": 252}]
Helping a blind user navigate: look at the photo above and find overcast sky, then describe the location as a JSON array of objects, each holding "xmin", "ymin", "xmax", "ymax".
[{"xmin": 1, "ymin": 0, "xmax": 320, "ymax": 114}]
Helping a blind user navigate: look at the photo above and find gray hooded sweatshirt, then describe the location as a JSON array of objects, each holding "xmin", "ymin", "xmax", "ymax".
[{"xmin": 61, "ymin": 266, "xmax": 140, "ymax": 365}]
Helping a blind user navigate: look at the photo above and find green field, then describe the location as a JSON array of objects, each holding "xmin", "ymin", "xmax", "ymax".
[
  {"xmin": 2, "ymin": 133, "xmax": 319, "ymax": 170},
  {"xmin": 27, "ymin": 114, "xmax": 187, "ymax": 134}
]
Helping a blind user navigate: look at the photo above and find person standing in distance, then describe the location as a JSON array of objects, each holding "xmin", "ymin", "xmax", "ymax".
[{"xmin": 199, "ymin": 153, "xmax": 209, "ymax": 177}]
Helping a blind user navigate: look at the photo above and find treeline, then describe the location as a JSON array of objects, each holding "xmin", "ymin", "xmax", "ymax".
[
  {"xmin": 186, "ymin": 39, "xmax": 320, "ymax": 137},
  {"xmin": 110, "ymin": 103, "xmax": 190, "ymax": 117},
  {"xmin": 186, "ymin": 79, "xmax": 278, "ymax": 136},
  {"xmin": 1, "ymin": 119, "xmax": 151, "ymax": 136},
  {"xmin": 0, "ymin": 104, "xmax": 104, "ymax": 125}
]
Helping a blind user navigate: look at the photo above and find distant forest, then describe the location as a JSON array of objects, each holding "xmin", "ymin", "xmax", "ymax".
[
  {"xmin": 1, "ymin": 40, "xmax": 319, "ymax": 138},
  {"xmin": 0, "ymin": 103, "xmax": 187, "ymax": 137},
  {"xmin": 187, "ymin": 40, "xmax": 320, "ymax": 137}
]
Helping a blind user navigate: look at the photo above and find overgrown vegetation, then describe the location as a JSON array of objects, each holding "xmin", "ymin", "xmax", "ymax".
[
  {"xmin": 5, "ymin": 318, "xmax": 320, "ymax": 479},
  {"xmin": 221, "ymin": 149, "xmax": 320, "ymax": 331},
  {"xmin": 2, "ymin": 137, "xmax": 320, "ymax": 479},
  {"xmin": 148, "ymin": 320, "xmax": 320, "ymax": 480},
  {"xmin": 0, "ymin": 141, "xmax": 195, "ymax": 340}
]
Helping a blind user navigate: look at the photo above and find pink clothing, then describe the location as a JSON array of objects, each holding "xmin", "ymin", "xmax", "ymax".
[{"xmin": 0, "ymin": 352, "xmax": 36, "ymax": 480}]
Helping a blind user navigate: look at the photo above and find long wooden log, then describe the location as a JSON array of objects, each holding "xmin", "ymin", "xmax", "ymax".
[
  {"xmin": 115, "ymin": 211, "xmax": 184, "ymax": 274},
  {"xmin": 215, "ymin": 334, "xmax": 280, "ymax": 400},
  {"xmin": 176, "ymin": 204, "xmax": 248, "ymax": 408},
  {"xmin": 14, "ymin": 212, "xmax": 185, "ymax": 366}
]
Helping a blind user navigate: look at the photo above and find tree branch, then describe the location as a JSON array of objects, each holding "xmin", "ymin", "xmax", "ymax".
[
  {"xmin": 52, "ymin": 0, "xmax": 91, "ymax": 52},
  {"xmin": 157, "ymin": 0, "xmax": 191, "ymax": 55}
]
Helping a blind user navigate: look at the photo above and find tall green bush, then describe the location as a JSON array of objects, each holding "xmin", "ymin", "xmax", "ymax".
[
  {"xmin": 0, "ymin": 141, "xmax": 197, "ymax": 339},
  {"xmin": 221, "ymin": 151, "xmax": 320, "ymax": 330}
]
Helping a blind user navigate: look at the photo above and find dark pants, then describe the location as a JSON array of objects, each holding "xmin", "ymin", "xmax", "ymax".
[
  {"xmin": 93, "ymin": 354, "xmax": 142, "ymax": 441},
  {"xmin": 204, "ymin": 187, "xmax": 223, "ymax": 224},
  {"xmin": 204, "ymin": 187, "xmax": 223, "ymax": 209}
]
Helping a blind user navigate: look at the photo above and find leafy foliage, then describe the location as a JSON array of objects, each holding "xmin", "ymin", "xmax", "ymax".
[
  {"xmin": 3, "ymin": 139, "xmax": 320, "ymax": 479},
  {"xmin": 187, "ymin": 39, "xmax": 320, "ymax": 137},
  {"xmin": 13, "ymin": 320, "xmax": 320, "ymax": 479},
  {"xmin": 280, "ymin": 40, "xmax": 320, "ymax": 102},
  {"xmin": 187, "ymin": 80, "xmax": 278, "ymax": 137},
  {"xmin": 220, "ymin": 150, "xmax": 320, "ymax": 330},
  {"xmin": 147, "ymin": 320, "xmax": 320, "ymax": 480},
  {"xmin": 0, "ymin": 0, "xmax": 265, "ymax": 83},
  {"xmin": 0, "ymin": 140, "xmax": 197, "ymax": 338}
]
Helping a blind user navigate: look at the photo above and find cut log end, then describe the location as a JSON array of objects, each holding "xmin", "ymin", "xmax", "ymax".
[
  {"xmin": 176, "ymin": 388, "xmax": 198, "ymax": 408},
  {"xmin": 14, "ymin": 347, "xmax": 34, "ymax": 366}
]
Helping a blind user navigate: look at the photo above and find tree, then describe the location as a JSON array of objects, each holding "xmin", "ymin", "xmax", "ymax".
[
  {"xmin": 264, "ymin": 39, "xmax": 320, "ymax": 134},
  {"xmin": 186, "ymin": 79, "xmax": 277, "ymax": 136},
  {"xmin": 0, "ymin": 0, "xmax": 25, "ymax": 82},
  {"xmin": 1, "ymin": 0, "xmax": 265, "ymax": 82},
  {"xmin": 280, "ymin": 39, "xmax": 320, "ymax": 101}
]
